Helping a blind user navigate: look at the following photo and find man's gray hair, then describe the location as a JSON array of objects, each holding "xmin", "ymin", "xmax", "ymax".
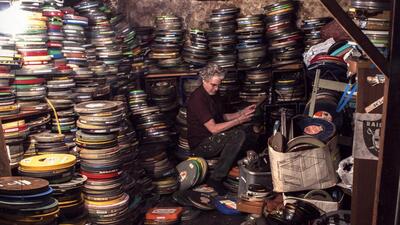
[{"xmin": 199, "ymin": 63, "xmax": 226, "ymax": 81}]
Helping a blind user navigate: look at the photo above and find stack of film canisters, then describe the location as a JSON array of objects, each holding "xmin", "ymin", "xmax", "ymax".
[
  {"xmin": 76, "ymin": 0, "xmax": 122, "ymax": 68},
  {"xmin": 15, "ymin": 0, "xmax": 57, "ymax": 77},
  {"xmin": 17, "ymin": 153, "xmax": 84, "ymax": 223},
  {"xmin": 111, "ymin": 13, "xmax": 139, "ymax": 60},
  {"xmin": 62, "ymin": 7, "xmax": 97, "ymax": 102},
  {"xmin": 11, "ymin": 75, "xmax": 47, "ymax": 109},
  {"xmin": 236, "ymin": 14, "xmax": 267, "ymax": 68},
  {"xmin": 0, "ymin": 34, "xmax": 21, "ymax": 115},
  {"xmin": 130, "ymin": 90, "xmax": 178, "ymax": 194},
  {"xmin": 110, "ymin": 13, "xmax": 140, "ymax": 94},
  {"xmin": 2, "ymin": 120, "xmax": 29, "ymax": 168},
  {"xmin": 240, "ymin": 69, "xmax": 272, "ymax": 104},
  {"xmin": 50, "ymin": 174, "xmax": 88, "ymax": 224},
  {"xmin": 138, "ymin": 143, "xmax": 178, "ymax": 195},
  {"xmin": 71, "ymin": 67, "xmax": 98, "ymax": 103},
  {"xmin": 0, "ymin": 64, "xmax": 19, "ymax": 116},
  {"xmin": 75, "ymin": 100, "xmax": 124, "ymax": 179},
  {"xmin": 151, "ymin": 15, "xmax": 184, "ymax": 68},
  {"xmin": 46, "ymin": 77, "xmax": 76, "ymax": 116},
  {"xmin": 274, "ymin": 70, "xmax": 305, "ymax": 102},
  {"xmin": 174, "ymin": 107, "xmax": 193, "ymax": 160},
  {"xmin": 18, "ymin": 153, "xmax": 77, "ymax": 184},
  {"xmin": 0, "ymin": 34, "xmax": 21, "ymax": 67},
  {"xmin": 219, "ymin": 69, "xmax": 241, "ymax": 110},
  {"xmin": 207, "ymin": 7, "xmax": 240, "ymax": 69},
  {"xmin": 75, "ymin": 0, "xmax": 121, "ymax": 93},
  {"xmin": 224, "ymin": 166, "xmax": 240, "ymax": 194},
  {"xmin": 14, "ymin": 1, "xmax": 55, "ymax": 111},
  {"xmin": 133, "ymin": 26, "xmax": 153, "ymax": 77},
  {"xmin": 129, "ymin": 89, "xmax": 147, "ymax": 112},
  {"xmin": 117, "ymin": 120, "xmax": 139, "ymax": 176},
  {"xmin": 183, "ymin": 29, "xmax": 208, "ymax": 68},
  {"xmin": 62, "ymin": 8, "xmax": 88, "ymax": 68},
  {"xmin": 150, "ymin": 80, "xmax": 179, "ymax": 113},
  {"xmin": 264, "ymin": 0, "xmax": 304, "ymax": 66},
  {"xmin": 116, "ymin": 106, "xmax": 142, "ymax": 210},
  {"xmin": 45, "ymin": 5, "xmax": 77, "ymax": 150},
  {"xmin": 46, "ymin": 61, "xmax": 76, "ymax": 136},
  {"xmin": 13, "ymin": 0, "xmax": 50, "ymax": 109},
  {"xmin": 87, "ymin": 63, "xmax": 112, "ymax": 99},
  {"xmin": 135, "ymin": 168, "xmax": 155, "ymax": 195},
  {"xmin": 26, "ymin": 113, "xmax": 51, "ymax": 134},
  {"xmin": 24, "ymin": 115, "xmax": 52, "ymax": 158},
  {"xmin": 301, "ymin": 17, "xmax": 332, "ymax": 50},
  {"xmin": 0, "ymin": 176, "xmax": 59, "ymax": 225},
  {"xmin": 43, "ymin": 0, "xmax": 76, "ymax": 140},
  {"xmin": 43, "ymin": 0, "xmax": 65, "ymax": 62},
  {"xmin": 84, "ymin": 192, "xmax": 131, "ymax": 225},
  {"xmin": 350, "ymin": 3, "xmax": 390, "ymax": 55},
  {"xmin": 50, "ymin": 106, "xmax": 77, "ymax": 152},
  {"xmin": 75, "ymin": 100, "xmax": 132, "ymax": 224},
  {"xmin": 131, "ymin": 101, "xmax": 172, "ymax": 144},
  {"xmin": 33, "ymin": 132, "xmax": 70, "ymax": 154}
]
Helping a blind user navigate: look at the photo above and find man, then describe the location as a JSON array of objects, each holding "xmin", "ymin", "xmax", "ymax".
[{"xmin": 187, "ymin": 63, "xmax": 256, "ymax": 194}]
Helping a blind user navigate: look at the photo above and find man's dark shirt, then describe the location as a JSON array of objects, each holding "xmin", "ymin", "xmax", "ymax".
[{"xmin": 187, "ymin": 85, "xmax": 224, "ymax": 149}]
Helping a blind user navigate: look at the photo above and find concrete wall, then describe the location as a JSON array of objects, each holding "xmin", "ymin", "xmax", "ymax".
[{"xmin": 111, "ymin": 0, "xmax": 350, "ymax": 29}]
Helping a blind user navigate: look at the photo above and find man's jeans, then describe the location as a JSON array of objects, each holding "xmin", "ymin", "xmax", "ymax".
[{"xmin": 193, "ymin": 128, "xmax": 246, "ymax": 181}]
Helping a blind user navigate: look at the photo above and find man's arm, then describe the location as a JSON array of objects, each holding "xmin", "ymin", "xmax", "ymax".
[
  {"xmin": 223, "ymin": 104, "xmax": 257, "ymax": 121},
  {"xmin": 204, "ymin": 113, "xmax": 253, "ymax": 134},
  {"xmin": 223, "ymin": 111, "xmax": 241, "ymax": 121}
]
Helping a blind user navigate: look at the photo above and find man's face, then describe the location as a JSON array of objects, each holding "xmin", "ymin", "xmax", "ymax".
[{"xmin": 203, "ymin": 76, "xmax": 222, "ymax": 95}]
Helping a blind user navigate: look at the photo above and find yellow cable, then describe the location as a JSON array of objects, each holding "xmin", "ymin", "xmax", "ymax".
[{"xmin": 45, "ymin": 98, "xmax": 62, "ymax": 135}]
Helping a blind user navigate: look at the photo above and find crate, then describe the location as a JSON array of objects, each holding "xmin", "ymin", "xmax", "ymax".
[{"xmin": 238, "ymin": 160, "xmax": 273, "ymax": 198}]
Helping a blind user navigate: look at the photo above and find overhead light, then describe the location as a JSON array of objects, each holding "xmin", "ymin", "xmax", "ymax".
[{"xmin": 0, "ymin": 1, "xmax": 27, "ymax": 36}]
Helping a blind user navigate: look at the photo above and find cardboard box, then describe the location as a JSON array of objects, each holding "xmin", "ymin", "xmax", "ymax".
[
  {"xmin": 283, "ymin": 192, "xmax": 343, "ymax": 213},
  {"xmin": 268, "ymin": 136, "xmax": 338, "ymax": 192},
  {"xmin": 237, "ymin": 199, "xmax": 264, "ymax": 215}
]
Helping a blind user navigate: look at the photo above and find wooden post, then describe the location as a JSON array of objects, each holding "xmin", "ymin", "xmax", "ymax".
[
  {"xmin": 373, "ymin": 0, "xmax": 400, "ymax": 224},
  {"xmin": 0, "ymin": 119, "xmax": 11, "ymax": 176}
]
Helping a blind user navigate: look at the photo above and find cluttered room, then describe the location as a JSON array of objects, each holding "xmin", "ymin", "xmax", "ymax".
[{"xmin": 0, "ymin": 0, "xmax": 397, "ymax": 224}]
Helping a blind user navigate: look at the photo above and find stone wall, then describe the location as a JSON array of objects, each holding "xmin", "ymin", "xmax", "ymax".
[{"xmin": 110, "ymin": 0, "xmax": 350, "ymax": 29}]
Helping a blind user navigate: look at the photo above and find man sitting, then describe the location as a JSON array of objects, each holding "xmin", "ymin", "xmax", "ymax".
[{"xmin": 187, "ymin": 63, "xmax": 256, "ymax": 194}]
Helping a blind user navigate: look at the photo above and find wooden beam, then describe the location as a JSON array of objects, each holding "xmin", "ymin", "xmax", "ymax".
[
  {"xmin": 0, "ymin": 120, "xmax": 11, "ymax": 176},
  {"xmin": 373, "ymin": 0, "xmax": 400, "ymax": 224},
  {"xmin": 351, "ymin": 61, "xmax": 383, "ymax": 225},
  {"xmin": 319, "ymin": 0, "xmax": 389, "ymax": 76}
]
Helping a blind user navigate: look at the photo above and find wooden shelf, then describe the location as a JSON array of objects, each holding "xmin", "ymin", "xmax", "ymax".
[
  {"xmin": 145, "ymin": 71, "xmax": 198, "ymax": 78},
  {"xmin": 319, "ymin": 0, "xmax": 388, "ymax": 76},
  {"xmin": 0, "ymin": 109, "xmax": 49, "ymax": 121},
  {"xmin": 274, "ymin": 63, "xmax": 304, "ymax": 71}
]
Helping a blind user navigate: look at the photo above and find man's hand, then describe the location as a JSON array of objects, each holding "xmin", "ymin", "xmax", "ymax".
[
  {"xmin": 240, "ymin": 104, "xmax": 256, "ymax": 116},
  {"xmin": 237, "ymin": 112, "xmax": 254, "ymax": 124}
]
